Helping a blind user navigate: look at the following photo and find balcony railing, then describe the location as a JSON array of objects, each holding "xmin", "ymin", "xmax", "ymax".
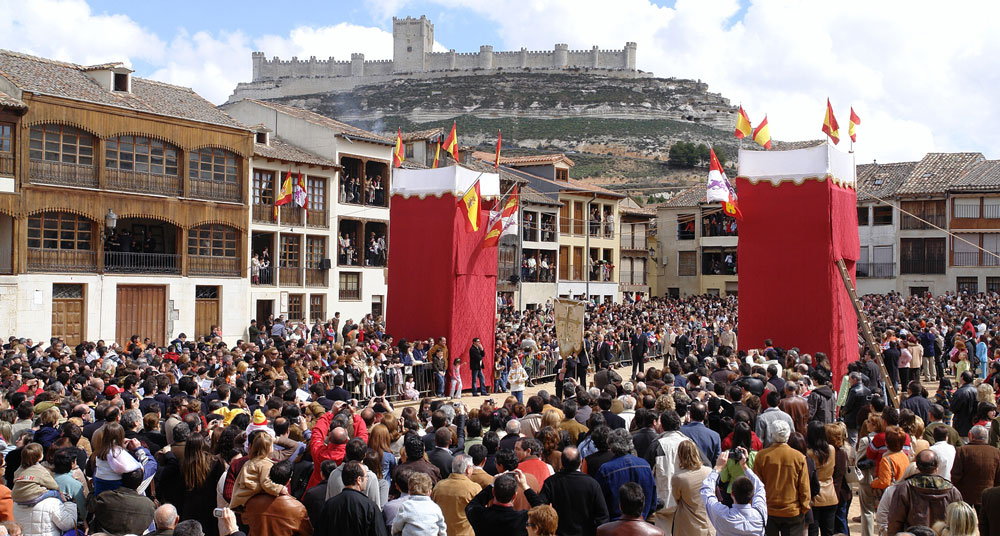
[
  {"xmin": 307, "ymin": 209, "xmax": 328, "ymax": 228},
  {"xmin": 252, "ymin": 204, "xmax": 277, "ymax": 224},
  {"xmin": 900, "ymin": 255, "xmax": 946, "ymax": 275},
  {"xmin": 253, "ymin": 266, "xmax": 275, "ymax": 286},
  {"xmin": 189, "ymin": 180, "xmax": 241, "ymax": 203},
  {"xmin": 953, "ymin": 251, "xmax": 980, "ymax": 267},
  {"xmin": 901, "ymin": 213, "xmax": 947, "ymax": 230},
  {"xmin": 0, "ymin": 153, "xmax": 12, "ymax": 176},
  {"xmin": 519, "ymin": 267, "xmax": 556, "ymax": 283},
  {"xmin": 105, "ymin": 169, "xmax": 182, "ymax": 197},
  {"xmin": 305, "ymin": 268, "xmax": 327, "ymax": 287},
  {"xmin": 280, "ymin": 266, "xmax": 302, "ymax": 286},
  {"xmin": 619, "ymin": 271, "xmax": 648, "ymax": 286},
  {"xmin": 27, "ymin": 249, "xmax": 97, "ymax": 273},
  {"xmin": 589, "ymin": 265, "xmax": 615, "ymax": 282},
  {"xmin": 340, "ymin": 286, "xmax": 361, "ymax": 300},
  {"xmin": 621, "ymin": 237, "xmax": 648, "ymax": 251},
  {"xmin": 677, "ymin": 229, "xmax": 695, "ymax": 240},
  {"xmin": 280, "ymin": 207, "xmax": 304, "ymax": 226},
  {"xmin": 104, "ymin": 252, "xmax": 180, "ymax": 274},
  {"xmin": 29, "ymin": 160, "xmax": 98, "ymax": 188},
  {"xmin": 856, "ymin": 262, "xmax": 895, "ymax": 278},
  {"xmin": 188, "ymin": 255, "xmax": 240, "ymax": 277}
]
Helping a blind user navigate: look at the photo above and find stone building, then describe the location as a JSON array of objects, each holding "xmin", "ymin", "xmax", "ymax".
[{"xmin": 655, "ymin": 187, "xmax": 738, "ymax": 298}]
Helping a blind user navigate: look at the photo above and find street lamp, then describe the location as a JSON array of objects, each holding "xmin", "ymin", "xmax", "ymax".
[{"xmin": 101, "ymin": 209, "xmax": 117, "ymax": 241}]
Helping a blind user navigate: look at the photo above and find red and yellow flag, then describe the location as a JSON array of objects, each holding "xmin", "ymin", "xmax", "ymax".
[
  {"xmin": 442, "ymin": 121, "xmax": 459, "ymax": 162},
  {"xmin": 752, "ymin": 116, "xmax": 772, "ymax": 150},
  {"xmin": 494, "ymin": 129, "xmax": 502, "ymax": 170},
  {"xmin": 276, "ymin": 170, "xmax": 293, "ymax": 206},
  {"xmin": 458, "ymin": 179, "xmax": 481, "ymax": 232},
  {"xmin": 483, "ymin": 186, "xmax": 518, "ymax": 248},
  {"xmin": 735, "ymin": 106, "xmax": 752, "ymax": 139},
  {"xmin": 432, "ymin": 140, "xmax": 441, "ymax": 168},
  {"xmin": 822, "ymin": 98, "xmax": 840, "ymax": 144},
  {"xmin": 849, "ymin": 107, "xmax": 861, "ymax": 143},
  {"xmin": 393, "ymin": 128, "xmax": 404, "ymax": 168}
]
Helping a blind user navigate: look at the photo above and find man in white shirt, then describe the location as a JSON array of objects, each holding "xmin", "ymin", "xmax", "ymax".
[{"xmin": 929, "ymin": 425, "xmax": 956, "ymax": 480}]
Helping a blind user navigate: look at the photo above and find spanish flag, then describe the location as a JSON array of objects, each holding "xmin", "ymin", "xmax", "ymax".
[
  {"xmin": 432, "ymin": 140, "xmax": 441, "ymax": 168},
  {"xmin": 458, "ymin": 179, "xmax": 481, "ymax": 232},
  {"xmin": 849, "ymin": 107, "xmax": 861, "ymax": 143},
  {"xmin": 442, "ymin": 121, "xmax": 459, "ymax": 161},
  {"xmin": 734, "ymin": 106, "xmax": 752, "ymax": 139},
  {"xmin": 274, "ymin": 170, "xmax": 293, "ymax": 220},
  {"xmin": 483, "ymin": 186, "xmax": 518, "ymax": 248},
  {"xmin": 822, "ymin": 98, "xmax": 840, "ymax": 144},
  {"xmin": 393, "ymin": 128, "xmax": 404, "ymax": 167},
  {"xmin": 494, "ymin": 129, "xmax": 502, "ymax": 170},
  {"xmin": 752, "ymin": 116, "xmax": 772, "ymax": 150}
]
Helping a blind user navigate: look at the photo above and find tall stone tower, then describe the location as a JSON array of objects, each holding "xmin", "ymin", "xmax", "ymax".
[{"xmin": 393, "ymin": 16, "xmax": 434, "ymax": 73}]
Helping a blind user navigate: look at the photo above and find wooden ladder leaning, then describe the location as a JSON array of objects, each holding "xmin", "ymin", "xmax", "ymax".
[{"xmin": 835, "ymin": 259, "xmax": 900, "ymax": 407}]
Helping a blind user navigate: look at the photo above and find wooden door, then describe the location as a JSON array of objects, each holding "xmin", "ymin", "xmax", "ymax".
[
  {"xmin": 559, "ymin": 246, "xmax": 569, "ymax": 280},
  {"xmin": 572, "ymin": 246, "xmax": 583, "ymax": 280},
  {"xmin": 116, "ymin": 285, "xmax": 166, "ymax": 346},
  {"xmin": 195, "ymin": 286, "xmax": 220, "ymax": 340},
  {"xmin": 52, "ymin": 284, "xmax": 84, "ymax": 345}
]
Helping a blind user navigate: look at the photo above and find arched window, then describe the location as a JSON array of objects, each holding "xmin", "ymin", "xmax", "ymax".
[
  {"xmin": 189, "ymin": 147, "xmax": 237, "ymax": 184},
  {"xmin": 188, "ymin": 224, "xmax": 237, "ymax": 257},
  {"xmin": 27, "ymin": 212, "xmax": 93, "ymax": 251},
  {"xmin": 105, "ymin": 135, "xmax": 179, "ymax": 175},
  {"xmin": 28, "ymin": 125, "xmax": 94, "ymax": 165}
]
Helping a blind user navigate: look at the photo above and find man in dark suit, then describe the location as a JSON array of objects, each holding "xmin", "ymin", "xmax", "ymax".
[
  {"xmin": 466, "ymin": 472, "xmax": 543, "ymax": 536},
  {"xmin": 577, "ymin": 333, "xmax": 592, "ymax": 388},
  {"xmin": 427, "ymin": 427, "xmax": 460, "ymax": 478},
  {"xmin": 673, "ymin": 329, "xmax": 690, "ymax": 359},
  {"xmin": 325, "ymin": 374, "xmax": 351, "ymax": 402},
  {"xmin": 317, "ymin": 462, "xmax": 386, "ymax": 536},
  {"xmin": 598, "ymin": 393, "xmax": 626, "ymax": 431},
  {"xmin": 538, "ymin": 447, "xmax": 609, "ymax": 536},
  {"xmin": 469, "ymin": 338, "xmax": 488, "ymax": 396},
  {"xmin": 595, "ymin": 334, "xmax": 613, "ymax": 370},
  {"xmin": 630, "ymin": 327, "xmax": 648, "ymax": 380}
]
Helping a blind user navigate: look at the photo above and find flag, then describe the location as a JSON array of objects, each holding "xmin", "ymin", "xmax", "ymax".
[
  {"xmin": 705, "ymin": 148, "xmax": 743, "ymax": 220},
  {"xmin": 735, "ymin": 106, "xmax": 753, "ymax": 139},
  {"xmin": 458, "ymin": 179, "xmax": 481, "ymax": 232},
  {"xmin": 483, "ymin": 186, "xmax": 519, "ymax": 248},
  {"xmin": 822, "ymin": 98, "xmax": 840, "ymax": 144},
  {"xmin": 432, "ymin": 140, "xmax": 441, "ymax": 168},
  {"xmin": 294, "ymin": 171, "xmax": 308, "ymax": 209},
  {"xmin": 752, "ymin": 116, "xmax": 772, "ymax": 150},
  {"xmin": 393, "ymin": 128, "xmax": 405, "ymax": 167},
  {"xmin": 442, "ymin": 121, "xmax": 459, "ymax": 161},
  {"xmin": 849, "ymin": 107, "xmax": 861, "ymax": 143},
  {"xmin": 276, "ymin": 170, "xmax": 293, "ymax": 206},
  {"xmin": 494, "ymin": 129, "xmax": 502, "ymax": 170}
]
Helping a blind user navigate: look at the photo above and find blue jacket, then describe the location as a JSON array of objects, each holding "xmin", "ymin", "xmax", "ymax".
[
  {"xmin": 596, "ymin": 454, "xmax": 657, "ymax": 520},
  {"xmin": 681, "ymin": 421, "xmax": 722, "ymax": 465}
]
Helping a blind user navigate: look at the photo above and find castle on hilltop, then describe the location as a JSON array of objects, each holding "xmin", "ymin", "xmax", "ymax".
[{"xmin": 230, "ymin": 16, "xmax": 648, "ymax": 102}]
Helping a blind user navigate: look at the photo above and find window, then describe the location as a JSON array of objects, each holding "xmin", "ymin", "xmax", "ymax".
[
  {"xmin": 573, "ymin": 201, "xmax": 584, "ymax": 235},
  {"xmin": 188, "ymin": 147, "xmax": 238, "ymax": 183},
  {"xmin": 105, "ymin": 136, "xmax": 178, "ymax": 175},
  {"xmin": 188, "ymin": 225, "xmax": 237, "ymax": 257},
  {"xmin": 310, "ymin": 294, "xmax": 325, "ymax": 322},
  {"xmin": 559, "ymin": 204, "xmax": 569, "ymax": 234},
  {"xmin": 678, "ymin": 214, "xmax": 695, "ymax": 240},
  {"xmin": 901, "ymin": 200, "xmax": 946, "ymax": 229},
  {"xmin": 404, "ymin": 143, "xmax": 414, "ymax": 158},
  {"xmin": 678, "ymin": 251, "xmax": 697, "ymax": 276},
  {"xmin": 306, "ymin": 237, "xmax": 326, "ymax": 268},
  {"xmin": 307, "ymin": 177, "xmax": 326, "ymax": 211},
  {"xmin": 280, "ymin": 235, "xmax": 301, "ymax": 267},
  {"xmin": 900, "ymin": 237, "xmax": 946, "ymax": 274},
  {"xmin": 988, "ymin": 277, "xmax": 1000, "ymax": 294},
  {"xmin": 556, "ymin": 168, "xmax": 568, "ymax": 181},
  {"xmin": 27, "ymin": 212, "xmax": 93, "ymax": 250},
  {"xmin": 255, "ymin": 132, "xmax": 267, "ymax": 144},
  {"xmin": 857, "ymin": 207, "xmax": 869, "ymax": 226},
  {"xmin": 195, "ymin": 285, "xmax": 218, "ymax": 299},
  {"xmin": 985, "ymin": 198, "xmax": 1000, "ymax": 219},
  {"xmin": 253, "ymin": 170, "xmax": 274, "ymax": 205},
  {"xmin": 0, "ymin": 123, "xmax": 11, "ymax": 153},
  {"xmin": 954, "ymin": 198, "xmax": 981, "ymax": 219},
  {"xmin": 371, "ymin": 295, "xmax": 383, "ymax": 317},
  {"xmin": 339, "ymin": 272, "xmax": 361, "ymax": 300},
  {"xmin": 984, "ymin": 234, "xmax": 1000, "ymax": 267},
  {"xmin": 858, "ymin": 246, "xmax": 869, "ymax": 266},
  {"xmin": 953, "ymin": 233, "xmax": 979, "ymax": 266},
  {"xmin": 957, "ymin": 277, "xmax": 978, "ymax": 294},
  {"xmin": 872, "ymin": 206, "xmax": 892, "ymax": 225},
  {"xmin": 52, "ymin": 283, "xmax": 84, "ymax": 299},
  {"xmin": 287, "ymin": 294, "xmax": 303, "ymax": 321},
  {"xmin": 872, "ymin": 245, "xmax": 894, "ymax": 277},
  {"xmin": 668, "ymin": 287, "xmax": 680, "ymax": 299},
  {"xmin": 29, "ymin": 125, "xmax": 94, "ymax": 165},
  {"xmin": 113, "ymin": 72, "xmax": 129, "ymax": 92}
]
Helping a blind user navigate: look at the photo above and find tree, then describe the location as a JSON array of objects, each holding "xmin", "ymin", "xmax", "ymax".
[
  {"xmin": 668, "ymin": 141, "xmax": 697, "ymax": 168},
  {"xmin": 695, "ymin": 144, "xmax": 710, "ymax": 166}
]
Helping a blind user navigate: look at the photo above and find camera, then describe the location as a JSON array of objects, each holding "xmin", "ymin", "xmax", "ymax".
[
  {"xmin": 729, "ymin": 448, "xmax": 745, "ymax": 463},
  {"xmin": 213, "ymin": 508, "xmax": 225, "ymax": 518}
]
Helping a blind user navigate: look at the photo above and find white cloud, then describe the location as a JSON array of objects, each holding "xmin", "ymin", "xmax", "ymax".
[
  {"xmin": 254, "ymin": 23, "xmax": 396, "ymax": 63},
  {"xmin": 149, "ymin": 29, "xmax": 252, "ymax": 105}
]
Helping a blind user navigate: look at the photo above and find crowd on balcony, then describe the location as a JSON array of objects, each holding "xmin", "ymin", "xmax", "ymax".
[
  {"xmin": 589, "ymin": 257, "xmax": 615, "ymax": 282},
  {"xmin": 339, "ymin": 174, "xmax": 385, "ymax": 206},
  {"xmin": 521, "ymin": 254, "xmax": 555, "ymax": 283},
  {"xmin": 250, "ymin": 248, "xmax": 273, "ymax": 285},
  {"xmin": 703, "ymin": 212, "xmax": 738, "ymax": 237},
  {"xmin": 0, "ymin": 288, "xmax": 998, "ymax": 535},
  {"xmin": 104, "ymin": 229, "xmax": 156, "ymax": 255},
  {"xmin": 587, "ymin": 207, "xmax": 615, "ymax": 238},
  {"xmin": 338, "ymin": 232, "xmax": 387, "ymax": 267}
]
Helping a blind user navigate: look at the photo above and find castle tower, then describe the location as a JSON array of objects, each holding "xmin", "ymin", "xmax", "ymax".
[
  {"xmin": 625, "ymin": 42, "xmax": 637, "ymax": 70},
  {"xmin": 393, "ymin": 15, "xmax": 434, "ymax": 73},
  {"xmin": 251, "ymin": 52, "xmax": 265, "ymax": 81}
]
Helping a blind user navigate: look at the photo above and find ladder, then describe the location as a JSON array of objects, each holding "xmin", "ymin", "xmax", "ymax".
[{"xmin": 835, "ymin": 259, "xmax": 899, "ymax": 407}]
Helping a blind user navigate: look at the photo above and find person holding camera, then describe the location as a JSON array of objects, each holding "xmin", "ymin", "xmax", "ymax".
[{"xmin": 700, "ymin": 447, "xmax": 767, "ymax": 536}]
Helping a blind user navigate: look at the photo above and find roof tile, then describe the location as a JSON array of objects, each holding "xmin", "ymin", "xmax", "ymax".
[
  {"xmin": 896, "ymin": 152, "xmax": 984, "ymax": 195},
  {"xmin": 855, "ymin": 161, "xmax": 916, "ymax": 201},
  {"xmin": 240, "ymin": 99, "xmax": 392, "ymax": 145},
  {"xmin": 254, "ymin": 136, "xmax": 340, "ymax": 168},
  {"xmin": 950, "ymin": 159, "xmax": 1000, "ymax": 192}
]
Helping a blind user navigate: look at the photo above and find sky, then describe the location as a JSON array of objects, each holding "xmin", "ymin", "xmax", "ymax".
[{"xmin": 1, "ymin": 0, "xmax": 997, "ymax": 165}]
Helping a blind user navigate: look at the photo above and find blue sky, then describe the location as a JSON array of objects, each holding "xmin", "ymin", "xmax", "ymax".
[{"xmin": 2, "ymin": 0, "xmax": 998, "ymax": 164}]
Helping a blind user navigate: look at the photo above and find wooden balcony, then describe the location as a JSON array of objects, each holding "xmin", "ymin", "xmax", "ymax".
[
  {"xmin": 305, "ymin": 268, "xmax": 327, "ymax": 287},
  {"xmin": 280, "ymin": 266, "xmax": 302, "ymax": 286},
  {"xmin": 104, "ymin": 252, "xmax": 181, "ymax": 274},
  {"xmin": 106, "ymin": 169, "xmax": 182, "ymax": 197},
  {"xmin": 29, "ymin": 160, "xmax": 98, "ymax": 188},
  {"xmin": 0, "ymin": 153, "xmax": 12, "ymax": 176},
  {"xmin": 27, "ymin": 249, "xmax": 97, "ymax": 273},
  {"xmin": 188, "ymin": 255, "xmax": 240, "ymax": 277},
  {"xmin": 280, "ymin": 207, "xmax": 305, "ymax": 227},
  {"xmin": 189, "ymin": 180, "xmax": 241, "ymax": 203},
  {"xmin": 252, "ymin": 204, "xmax": 277, "ymax": 224},
  {"xmin": 307, "ymin": 209, "xmax": 328, "ymax": 228}
]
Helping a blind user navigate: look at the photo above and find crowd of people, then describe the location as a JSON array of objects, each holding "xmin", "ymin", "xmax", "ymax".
[
  {"xmin": 0, "ymin": 291, "xmax": 996, "ymax": 536},
  {"xmin": 339, "ymin": 174, "xmax": 386, "ymax": 206}
]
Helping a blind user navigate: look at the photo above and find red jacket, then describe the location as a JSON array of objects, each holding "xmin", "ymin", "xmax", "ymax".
[{"xmin": 305, "ymin": 412, "xmax": 368, "ymax": 489}]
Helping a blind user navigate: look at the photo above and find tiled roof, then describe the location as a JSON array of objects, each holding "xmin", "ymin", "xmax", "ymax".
[
  {"xmin": 521, "ymin": 185, "xmax": 562, "ymax": 206},
  {"xmin": 399, "ymin": 159, "xmax": 429, "ymax": 170},
  {"xmin": 896, "ymin": 152, "xmax": 985, "ymax": 195},
  {"xmin": 471, "ymin": 151, "xmax": 575, "ymax": 167},
  {"xmin": 662, "ymin": 185, "xmax": 707, "ymax": 208},
  {"xmin": 0, "ymin": 89, "xmax": 25, "ymax": 110},
  {"xmin": 401, "ymin": 128, "xmax": 442, "ymax": 142},
  {"xmin": 855, "ymin": 161, "xmax": 916, "ymax": 201},
  {"xmin": 620, "ymin": 204, "xmax": 655, "ymax": 217},
  {"xmin": 772, "ymin": 139, "xmax": 827, "ymax": 151},
  {"xmin": 254, "ymin": 137, "xmax": 340, "ymax": 168},
  {"xmin": 565, "ymin": 177, "xmax": 625, "ymax": 198},
  {"xmin": 0, "ymin": 49, "xmax": 245, "ymax": 129},
  {"xmin": 241, "ymin": 99, "xmax": 393, "ymax": 145},
  {"xmin": 950, "ymin": 159, "xmax": 1000, "ymax": 192}
]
